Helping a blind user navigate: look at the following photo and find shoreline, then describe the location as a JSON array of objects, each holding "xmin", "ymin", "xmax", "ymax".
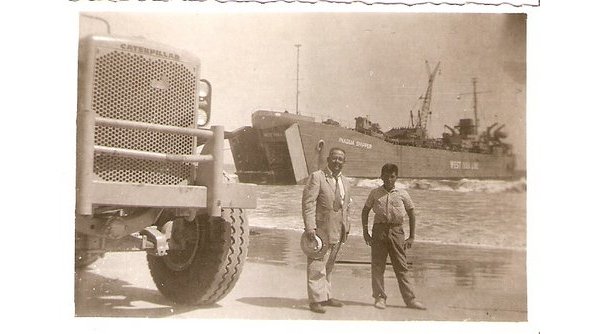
[
  {"xmin": 75, "ymin": 226, "xmax": 527, "ymax": 321},
  {"xmin": 248, "ymin": 226, "xmax": 527, "ymax": 268},
  {"xmin": 246, "ymin": 226, "xmax": 527, "ymax": 321},
  {"xmin": 249, "ymin": 225, "xmax": 527, "ymax": 251}
]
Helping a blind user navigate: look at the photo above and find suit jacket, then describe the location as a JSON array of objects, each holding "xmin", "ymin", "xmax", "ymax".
[{"xmin": 302, "ymin": 169, "xmax": 351, "ymax": 244}]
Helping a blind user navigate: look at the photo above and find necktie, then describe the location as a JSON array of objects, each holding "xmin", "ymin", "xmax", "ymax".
[{"xmin": 333, "ymin": 176, "xmax": 342, "ymax": 212}]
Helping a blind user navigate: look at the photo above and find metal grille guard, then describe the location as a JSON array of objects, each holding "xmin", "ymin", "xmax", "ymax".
[{"xmin": 76, "ymin": 109, "xmax": 255, "ymax": 217}]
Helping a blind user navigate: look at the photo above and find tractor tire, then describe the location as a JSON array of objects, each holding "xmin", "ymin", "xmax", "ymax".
[{"xmin": 147, "ymin": 208, "xmax": 249, "ymax": 305}]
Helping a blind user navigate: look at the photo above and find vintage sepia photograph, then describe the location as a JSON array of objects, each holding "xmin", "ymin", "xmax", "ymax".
[
  {"xmin": 10, "ymin": 1, "xmax": 600, "ymax": 333},
  {"xmin": 74, "ymin": 11, "xmax": 527, "ymax": 322}
]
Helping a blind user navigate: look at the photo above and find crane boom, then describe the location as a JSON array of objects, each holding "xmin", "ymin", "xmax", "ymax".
[{"xmin": 417, "ymin": 61, "xmax": 441, "ymax": 134}]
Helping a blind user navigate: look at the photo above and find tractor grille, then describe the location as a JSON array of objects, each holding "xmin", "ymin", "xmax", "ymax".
[{"xmin": 92, "ymin": 49, "xmax": 197, "ymax": 185}]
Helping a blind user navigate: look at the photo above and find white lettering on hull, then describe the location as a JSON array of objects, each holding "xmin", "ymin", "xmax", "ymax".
[
  {"xmin": 338, "ymin": 137, "xmax": 372, "ymax": 149},
  {"xmin": 450, "ymin": 161, "xmax": 480, "ymax": 170}
]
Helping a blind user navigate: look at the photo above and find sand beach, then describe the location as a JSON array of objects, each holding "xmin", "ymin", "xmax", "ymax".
[{"xmin": 75, "ymin": 226, "xmax": 526, "ymax": 321}]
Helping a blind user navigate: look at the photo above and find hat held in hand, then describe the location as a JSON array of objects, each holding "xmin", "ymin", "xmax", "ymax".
[{"xmin": 301, "ymin": 231, "xmax": 327, "ymax": 259}]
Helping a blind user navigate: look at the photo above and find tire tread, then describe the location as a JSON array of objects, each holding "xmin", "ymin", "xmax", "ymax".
[{"xmin": 147, "ymin": 208, "xmax": 249, "ymax": 305}]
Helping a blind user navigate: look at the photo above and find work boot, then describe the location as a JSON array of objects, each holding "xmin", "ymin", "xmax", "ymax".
[{"xmin": 374, "ymin": 297, "xmax": 386, "ymax": 309}]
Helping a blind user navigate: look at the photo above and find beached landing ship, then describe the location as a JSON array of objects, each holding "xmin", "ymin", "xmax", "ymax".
[{"xmin": 229, "ymin": 63, "xmax": 516, "ymax": 185}]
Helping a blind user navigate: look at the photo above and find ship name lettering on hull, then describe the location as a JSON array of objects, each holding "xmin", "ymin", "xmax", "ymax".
[
  {"xmin": 338, "ymin": 137, "xmax": 372, "ymax": 149},
  {"xmin": 262, "ymin": 132, "xmax": 282, "ymax": 138},
  {"xmin": 450, "ymin": 161, "xmax": 479, "ymax": 170}
]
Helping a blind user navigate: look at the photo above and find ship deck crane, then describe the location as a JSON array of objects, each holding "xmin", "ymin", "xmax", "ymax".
[{"xmin": 415, "ymin": 61, "xmax": 441, "ymax": 135}]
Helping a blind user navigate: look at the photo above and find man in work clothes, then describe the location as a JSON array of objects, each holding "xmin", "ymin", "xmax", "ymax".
[
  {"xmin": 362, "ymin": 163, "xmax": 426, "ymax": 310},
  {"xmin": 302, "ymin": 147, "xmax": 351, "ymax": 314}
]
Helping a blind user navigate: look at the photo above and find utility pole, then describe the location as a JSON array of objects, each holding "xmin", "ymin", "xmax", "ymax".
[
  {"xmin": 294, "ymin": 44, "xmax": 301, "ymax": 115},
  {"xmin": 472, "ymin": 78, "xmax": 479, "ymax": 135}
]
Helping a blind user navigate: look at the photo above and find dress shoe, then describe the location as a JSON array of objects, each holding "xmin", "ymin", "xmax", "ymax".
[
  {"xmin": 322, "ymin": 298, "xmax": 344, "ymax": 307},
  {"xmin": 309, "ymin": 302, "xmax": 326, "ymax": 313},
  {"xmin": 374, "ymin": 297, "xmax": 386, "ymax": 309},
  {"xmin": 406, "ymin": 300, "xmax": 426, "ymax": 310}
]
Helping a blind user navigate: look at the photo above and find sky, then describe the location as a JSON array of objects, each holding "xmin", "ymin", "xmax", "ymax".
[{"xmin": 80, "ymin": 12, "xmax": 526, "ymax": 169}]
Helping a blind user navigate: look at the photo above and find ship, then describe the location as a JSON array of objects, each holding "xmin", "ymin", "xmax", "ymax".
[{"xmin": 228, "ymin": 62, "xmax": 516, "ymax": 185}]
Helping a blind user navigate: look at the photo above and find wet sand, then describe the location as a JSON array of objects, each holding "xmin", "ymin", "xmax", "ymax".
[
  {"xmin": 246, "ymin": 227, "xmax": 527, "ymax": 321},
  {"xmin": 75, "ymin": 226, "xmax": 526, "ymax": 321}
]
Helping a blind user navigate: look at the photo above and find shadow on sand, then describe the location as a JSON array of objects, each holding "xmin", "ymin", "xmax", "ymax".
[
  {"xmin": 237, "ymin": 297, "xmax": 405, "ymax": 310},
  {"xmin": 75, "ymin": 270, "xmax": 218, "ymax": 317}
]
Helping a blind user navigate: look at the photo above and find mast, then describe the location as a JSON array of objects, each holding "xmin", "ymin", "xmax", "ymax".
[
  {"xmin": 457, "ymin": 78, "xmax": 491, "ymax": 136},
  {"xmin": 417, "ymin": 61, "xmax": 441, "ymax": 135},
  {"xmin": 472, "ymin": 77, "xmax": 479, "ymax": 135}
]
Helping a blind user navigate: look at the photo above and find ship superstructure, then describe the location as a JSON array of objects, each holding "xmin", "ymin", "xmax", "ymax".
[{"xmin": 229, "ymin": 63, "xmax": 515, "ymax": 184}]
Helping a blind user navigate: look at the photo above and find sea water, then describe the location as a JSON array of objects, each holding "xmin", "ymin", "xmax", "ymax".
[{"xmin": 244, "ymin": 177, "xmax": 526, "ymax": 250}]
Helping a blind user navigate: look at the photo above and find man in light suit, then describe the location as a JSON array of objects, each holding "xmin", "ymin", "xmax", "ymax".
[{"xmin": 302, "ymin": 147, "xmax": 351, "ymax": 314}]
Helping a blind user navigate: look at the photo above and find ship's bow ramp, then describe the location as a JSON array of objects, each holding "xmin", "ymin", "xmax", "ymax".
[{"xmin": 284, "ymin": 123, "xmax": 309, "ymax": 183}]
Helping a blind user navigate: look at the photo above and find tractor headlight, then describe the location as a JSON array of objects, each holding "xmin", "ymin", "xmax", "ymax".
[{"xmin": 197, "ymin": 79, "xmax": 211, "ymax": 127}]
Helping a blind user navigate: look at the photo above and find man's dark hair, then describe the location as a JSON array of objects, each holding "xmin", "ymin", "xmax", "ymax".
[
  {"xmin": 381, "ymin": 163, "xmax": 398, "ymax": 175},
  {"xmin": 329, "ymin": 147, "xmax": 346, "ymax": 156}
]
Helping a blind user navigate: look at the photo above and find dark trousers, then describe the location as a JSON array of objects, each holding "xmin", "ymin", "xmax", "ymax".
[{"xmin": 371, "ymin": 224, "xmax": 416, "ymax": 303}]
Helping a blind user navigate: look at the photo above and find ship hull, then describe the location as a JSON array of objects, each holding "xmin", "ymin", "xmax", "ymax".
[
  {"xmin": 229, "ymin": 111, "xmax": 516, "ymax": 184},
  {"xmin": 297, "ymin": 122, "xmax": 515, "ymax": 180}
]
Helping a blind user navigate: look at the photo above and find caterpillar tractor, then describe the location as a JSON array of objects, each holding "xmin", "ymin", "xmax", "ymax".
[{"xmin": 75, "ymin": 35, "xmax": 256, "ymax": 305}]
